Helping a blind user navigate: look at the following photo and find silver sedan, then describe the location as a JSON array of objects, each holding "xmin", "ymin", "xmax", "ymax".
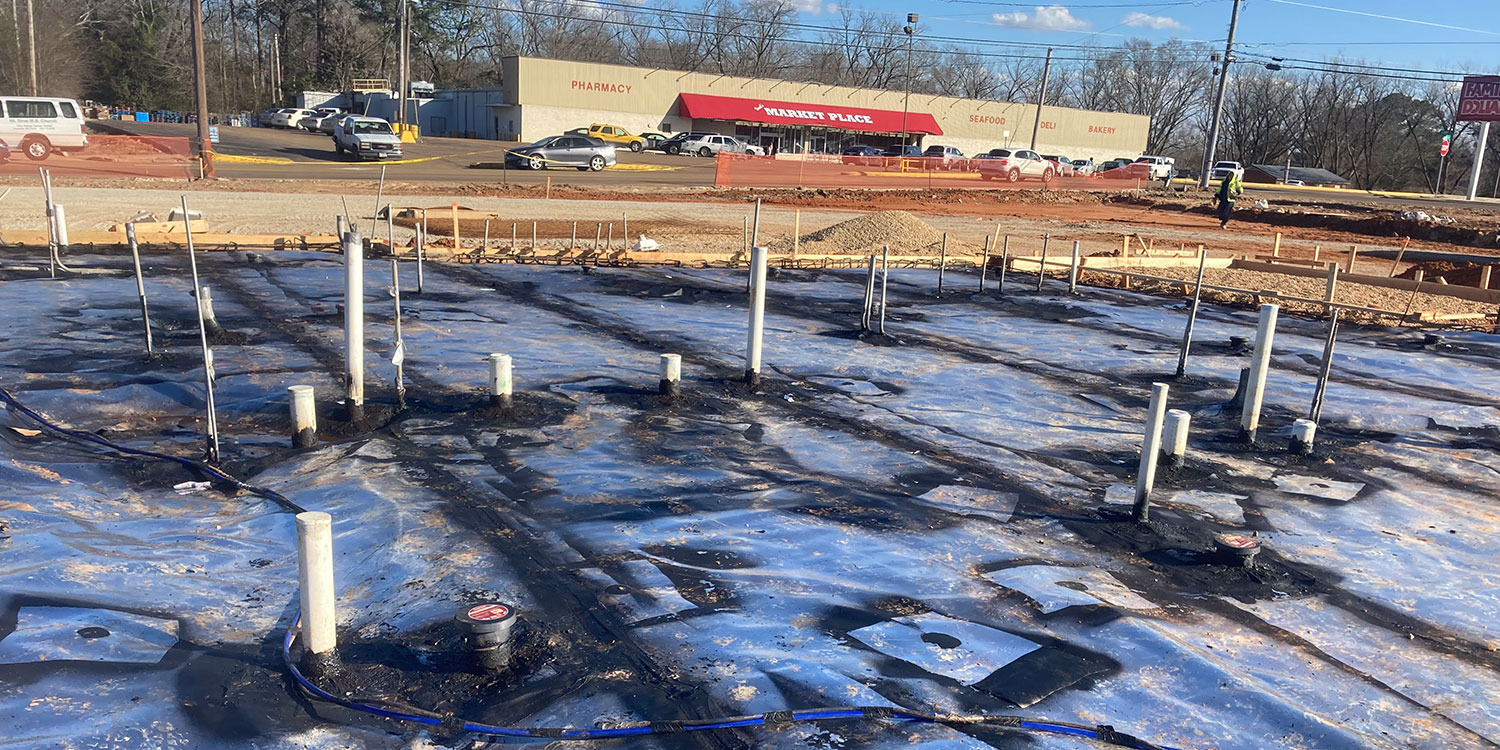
[{"xmin": 505, "ymin": 135, "xmax": 617, "ymax": 171}]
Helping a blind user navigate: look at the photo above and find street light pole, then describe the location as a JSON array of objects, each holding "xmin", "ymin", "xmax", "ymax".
[
  {"xmin": 190, "ymin": 0, "xmax": 214, "ymax": 177},
  {"xmin": 901, "ymin": 13, "xmax": 916, "ymax": 146},
  {"xmin": 23, "ymin": 0, "xmax": 36, "ymax": 95},
  {"xmin": 1030, "ymin": 47, "xmax": 1053, "ymax": 151},
  {"xmin": 1199, "ymin": 0, "xmax": 1242, "ymax": 188},
  {"xmin": 397, "ymin": 0, "xmax": 412, "ymax": 133}
]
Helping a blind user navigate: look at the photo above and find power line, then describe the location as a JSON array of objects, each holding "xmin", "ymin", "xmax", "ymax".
[
  {"xmin": 1232, "ymin": 59, "xmax": 1466, "ymax": 83},
  {"xmin": 1262, "ymin": 0, "xmax": 1500, "ymax": 37},
  {"xmin": 1239, "ymin": 52, "xmax": 1482, "ymax": 78}
]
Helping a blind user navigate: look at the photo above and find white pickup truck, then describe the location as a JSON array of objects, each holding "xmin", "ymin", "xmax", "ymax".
[{"xmin": 332, "ymin": 116, "xmax": 403, "ymax": 160}]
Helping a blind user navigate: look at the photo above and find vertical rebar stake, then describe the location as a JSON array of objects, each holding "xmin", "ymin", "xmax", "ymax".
[
  {"xmin": 181, "ymin": 196, "xmax": 219, "ymax": 463},
  {"xmin": 126, "ymin": 223, "xmax": 154, "ymax": 355}
]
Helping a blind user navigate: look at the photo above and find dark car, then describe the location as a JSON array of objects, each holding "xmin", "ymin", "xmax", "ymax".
[
  {"xmin": 505, "ymin": 135, "xmax": 617, "ymax": 172},
  {"xmin": 881, "ymin": 145, "xmax": 922, "ymax": 158},
  {"xmin": 655, "ymin": 131, "xmax": 716, "ymax": 155},
  {"xmin": 841, "ymin": 145, "xmax": 881, "ymax": 166}
]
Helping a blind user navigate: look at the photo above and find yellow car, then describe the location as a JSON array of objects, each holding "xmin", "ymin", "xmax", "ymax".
[{"xmin": 587, "ymin": 124, "xmax": 647, "ymax": 152}]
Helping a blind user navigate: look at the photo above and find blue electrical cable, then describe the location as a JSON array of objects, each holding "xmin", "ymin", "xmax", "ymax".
[
  {"xmin": 3, "ymin": 385, "xmax": 1185, "ymax": 749},
  {"xmin": 281, "ymin": 614, "xmax": 1182, "ymax": 748}
]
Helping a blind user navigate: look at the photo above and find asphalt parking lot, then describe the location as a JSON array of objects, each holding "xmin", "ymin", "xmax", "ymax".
[{"xmin": 90, "ymin": 121, "xmax": 717, "ymax": 186}]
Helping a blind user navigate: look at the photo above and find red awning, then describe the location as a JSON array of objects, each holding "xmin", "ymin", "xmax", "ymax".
[{"xmin": 678, "ymin": 93, "xmax": 943, "ymax": 136}]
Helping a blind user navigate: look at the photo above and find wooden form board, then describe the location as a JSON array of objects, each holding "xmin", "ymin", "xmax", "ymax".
[
  {"xmin": 1008, "ymin": 255, "xmax": 1233, "ymax": 273},
  {"xmin": 1232, "ymin": 259, "xmax": 1500, "ymax": 304},
  {"xmin": 0, "ymin": 229, "xmax": 342, "ymax": 249}
]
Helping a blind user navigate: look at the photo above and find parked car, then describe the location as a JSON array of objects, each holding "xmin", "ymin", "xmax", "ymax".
[
  {"xmin": 841, "ymin": 145, "xmax": 881, "ymax": 166},
  {"xmin": 1134, "ymin": 155, "xmax": 1176, "ymax": 180},
  {"xmin": 881, "ymin": 144, "xmax": 922, "ymax": 158},
  {"xmin": 318, "ymin": 113, "xmax": 354, "ymax": 135},
  {"xmin": 272, "ymin": 108, "xmax": 317, "ymax": 129},
  {"xmin": 586, "ymin": 123, "xmax": 650, "ymax": 152},
  {"xmin": 1041, "ymin": 154, "xmax": 1075, "ymax": 177},
  {"xmin": 1210, "ymin": 160, "xmax": 1245, "ymax": 181},
  {"xmin": 257, "ymin": 108, "xmax": 284, "ymax": 127},
  {"xmin": 976, "ymin": 148, "xmax": 1055, "ymax": 183},
  {"xmin": 564, "ymin": 127, "xmax": 590, "ymax": 137},
  {"xmin": 1097, "ymin": 160, "xmax": 1150, "ymax": 179},
  {"xmin": 0, "ymin": 96, "xmax": 88, "ymax": 160},
  {"xmin": 922, "ymin": 145, "xmax": 966, "ymax": 170},
  {"xmin": 505, "ymin": 134, "xmax": 616, "ymax": 171},
  {"xmin": 332, "ymin": 116, "xmax": 403, "ymax": 160},
  {"xmin": 302, "ymin": 108, "xmax": 344, "ymax": 132},
  {"xmin": 1070, "ymin": 158, "xmax": 1096, "ymax": 175},
  {"xmin": 680, "ymin": 133, "xmax": 756, "ymax": 157},
  {"xmin": 641, "ymin": 132, "xmax": 667, "ymax": 147},
  {"xmin": 655, "ymin": 131, "xmax": 715, "ymax": 155}
]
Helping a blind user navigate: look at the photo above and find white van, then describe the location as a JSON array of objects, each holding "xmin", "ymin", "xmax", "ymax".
[{"xmin": 0, "ymin": 96, "xmax": 88, "ymax": 160}]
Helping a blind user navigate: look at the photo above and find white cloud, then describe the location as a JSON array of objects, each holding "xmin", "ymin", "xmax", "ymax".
[
  {"xmin": 991, "ymin": 5, "xmax": 1091, "ymax": 32},
  {"xmin": 785, "ymin": 0, "xmax": 833, "ymax": 14},
  {"xmin": 1121, "ymin": 11, "xmax": 1187, "ymax": 30}
]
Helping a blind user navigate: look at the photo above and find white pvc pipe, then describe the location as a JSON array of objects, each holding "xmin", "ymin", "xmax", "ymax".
[
  {"xmin": 1163, "ymin": 409, "xmax": 1190, "ymax": 467},
  {"xmin": 745, "ymin": 245, "xmax": 768, "ymax": 386},
  {"xmin": 489, "ymin": 353, "xmax": 512, "ymax": 406},
  {"xmin": 296, "ymin": 511, "xmax": 337, "ymax": 656},
  {"xmin": 1240, "ymin": 303, "xmax": 1279, "ymax": 441},
  {"xmin": 659, "ymin": 353, "xmax": 681, "ymax": 397},
  {"xmin": 1133, "ymin": 382, "xmax": 1170, "ymax": 522},
  {"xmin": 1290, "ymin": 418, "xmax": 1317, "ymax": 454},
  {"xmin": 1068, "ymin": 240, "xmax": 1081, "ymax": 294},
  {"xmin": 198, "ymin": 286, "xmax": 219, "ymax": 326},
  {"xmin": 289, "ymin": 385, "xmax": 317, "ymax": 449},
  {"xmin": 344, "ymin": 231, "xmax": 365, "ymax": 409},
  {"xmin": 52, "ymin": 203, "xmax": 68, "ymax": 248}
]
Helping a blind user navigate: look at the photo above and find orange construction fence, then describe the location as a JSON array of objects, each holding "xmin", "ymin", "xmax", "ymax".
[
  {"xmin": 0, "ymin": 135, "xmax": 195, "ymax": 180},
  {"xmin": 713, "ymin": 153, "xmax": 1155, "ymax": 191}
]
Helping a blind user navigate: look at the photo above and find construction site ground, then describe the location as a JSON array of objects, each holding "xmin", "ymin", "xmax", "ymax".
[{"xmin": 4, "ymin": 173, "xmax": 1500, "ymax": 750}]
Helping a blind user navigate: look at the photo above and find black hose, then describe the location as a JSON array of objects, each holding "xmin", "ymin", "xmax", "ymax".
[{"xmin": 0, "ymin": 385, "xmax": 304, "ymax": 513}]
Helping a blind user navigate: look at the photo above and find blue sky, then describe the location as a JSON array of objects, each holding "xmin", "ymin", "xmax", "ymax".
[{"xmin": 797, "ymin": 0, "xmax": 1500, "ymax": 72}]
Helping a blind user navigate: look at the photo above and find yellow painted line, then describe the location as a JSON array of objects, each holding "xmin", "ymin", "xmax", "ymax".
[
  {"xmin": 611, "ymin": 164, "xmax": 678, "ymax": 172},
  {"xmin": 216, "ymin": 153, "xmax": 295, "ymax": 165}
]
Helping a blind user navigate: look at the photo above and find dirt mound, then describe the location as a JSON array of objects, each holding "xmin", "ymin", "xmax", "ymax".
[
  {"xmin": 1395, "ymin": 260, "xmax": 1494, "ymax": 288},
  {"xmin": 796, "ymin": 210, "xmax": 946, "ymax": 254}
]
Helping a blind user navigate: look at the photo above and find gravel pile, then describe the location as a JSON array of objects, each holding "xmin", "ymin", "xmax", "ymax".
[
  {"xmin": 795, "ymin": 210, "xmax": 947, "ymax": 254},
  {"xmin": 1088, "ymin": 265, "xmax": 1497, "ymax": 324}
]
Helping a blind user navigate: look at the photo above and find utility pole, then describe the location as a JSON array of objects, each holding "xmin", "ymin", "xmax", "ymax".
[
  {"xmin": 23, "ymin": 0, "xmax": 36, "ymax": 95},
  {"xmin": 1199, "ymin": 0, "xmax": 1242, "ymax": 188},
  {"xmin": 190, "ymin": 0, "xmax": 214, "ymax": 177},
  {"xmin": 10, "ymin": 0, "xmax": 20, "ymax": 92},
  {"xmin": 901, "ymin": 13, "xmax": 916, "ymax": 146},
  {"xmin": 1030, "ymin": 47, "xmax": 1053, "ymax": 151}
]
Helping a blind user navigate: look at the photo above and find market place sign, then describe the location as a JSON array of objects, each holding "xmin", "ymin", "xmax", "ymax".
[{"xmin": 678, "ymin": 93, "xmax": 943, "ymax": 135}]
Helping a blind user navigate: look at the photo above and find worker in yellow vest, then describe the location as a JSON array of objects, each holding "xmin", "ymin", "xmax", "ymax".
[{"xmin": 1216, "ymin": 171, "xmax": 1243, "ymax": 229}]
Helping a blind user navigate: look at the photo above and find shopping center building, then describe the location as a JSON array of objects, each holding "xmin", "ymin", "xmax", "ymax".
[{"xmin": 372, "ymin": 56, "xmax": 1150, "ymax": 162}]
